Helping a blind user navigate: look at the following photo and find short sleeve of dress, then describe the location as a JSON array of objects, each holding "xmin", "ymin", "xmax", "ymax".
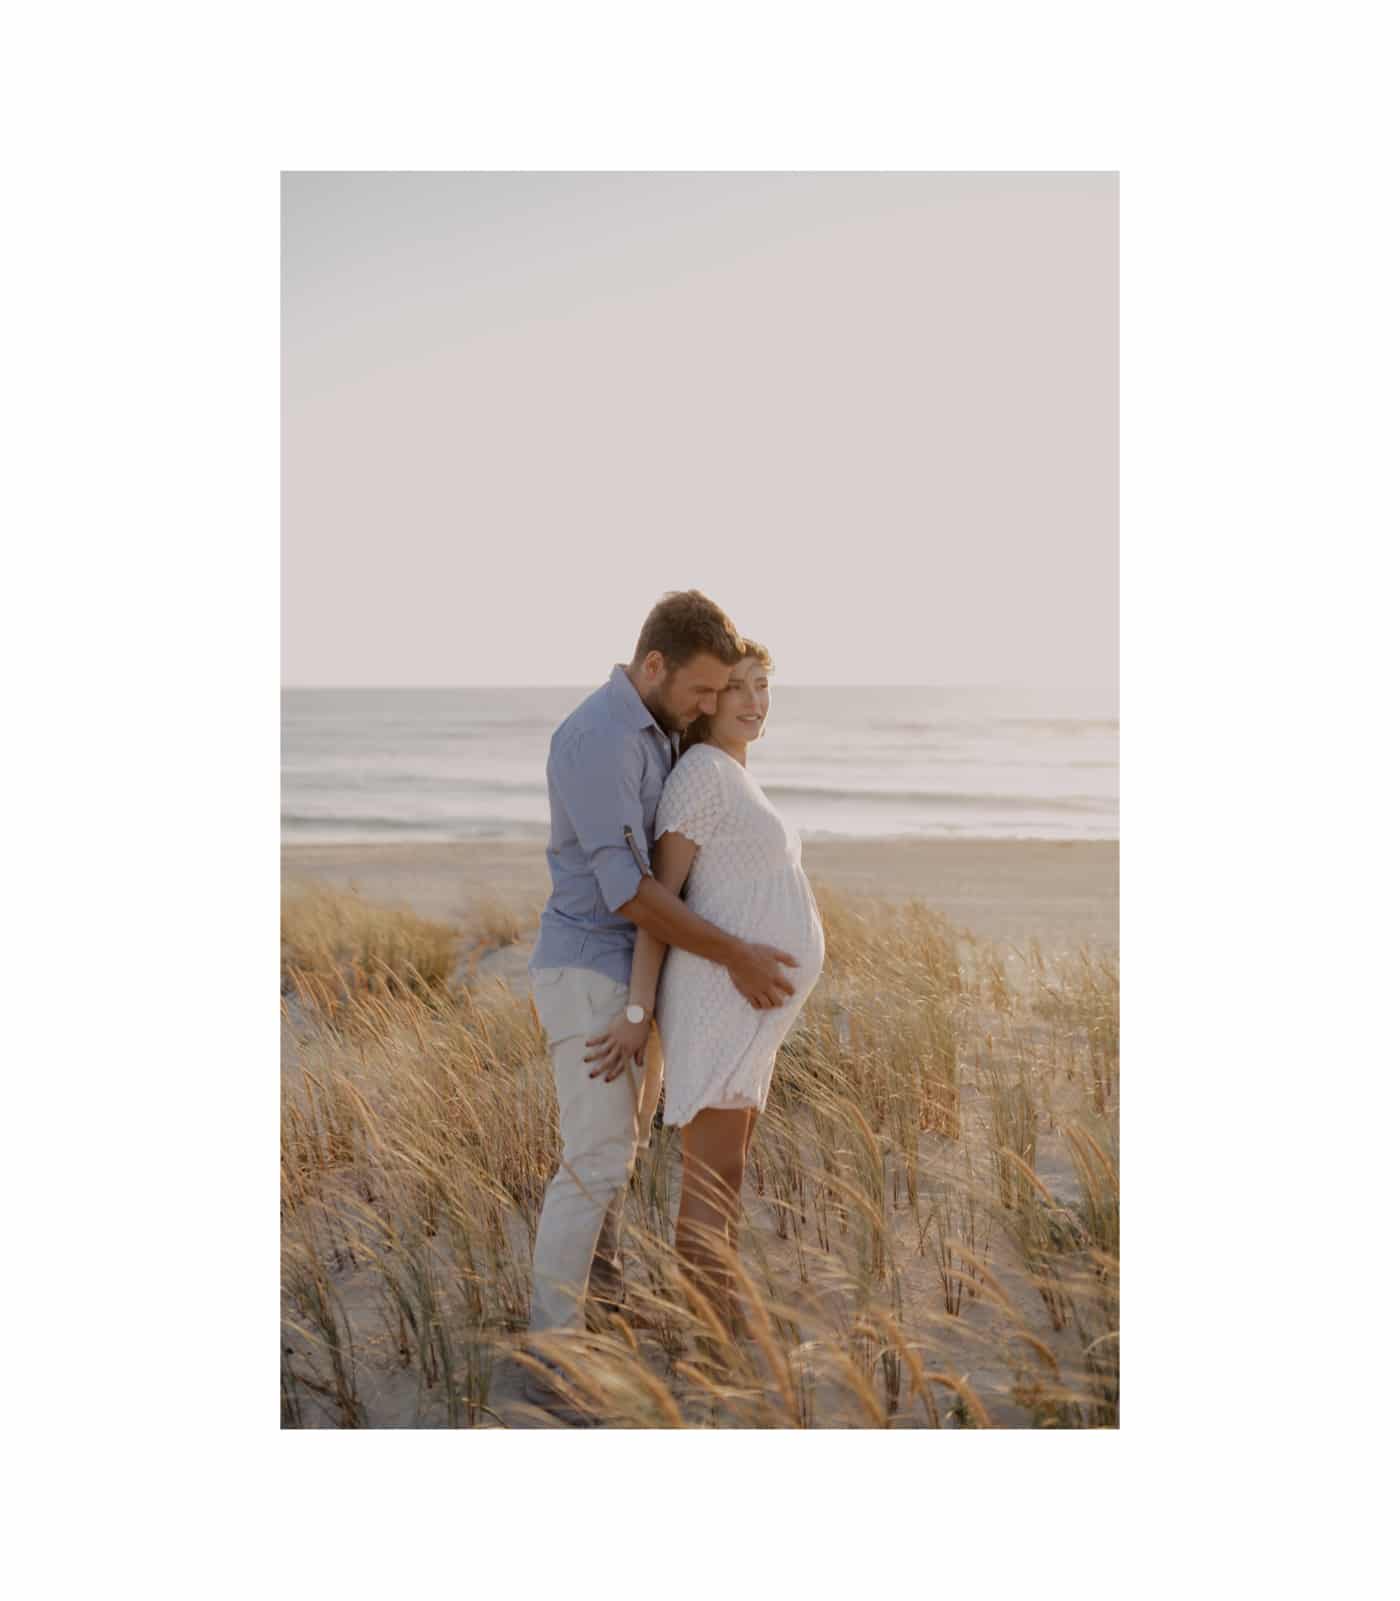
[{"xmin": 656, "ymin": 751, "xmax": 728, "ymax": 850}]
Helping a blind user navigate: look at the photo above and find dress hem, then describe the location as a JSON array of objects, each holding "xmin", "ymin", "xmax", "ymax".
[{"xmin": 661, "ymin": 1092, "xmax": 765, "ymax": 1129}]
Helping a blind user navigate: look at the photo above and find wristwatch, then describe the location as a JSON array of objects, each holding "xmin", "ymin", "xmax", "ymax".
[{"xmin": 625, "ymin": 1004, "xmax": 649, "ymax": 1025}]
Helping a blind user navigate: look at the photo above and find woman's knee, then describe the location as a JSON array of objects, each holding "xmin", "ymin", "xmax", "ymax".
[
  {"xmin": 682, "ymin": 1108, "xmax": 751, "ymax": 1180},
  {"xmin": 682, "ymin": 1147, "xmax": 745, "ymax": 1200}
]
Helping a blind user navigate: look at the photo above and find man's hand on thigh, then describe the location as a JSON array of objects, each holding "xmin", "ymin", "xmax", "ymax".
[{"xmin": 584, "ymin": 1011, "xmax": 651, "ymax": 1082}]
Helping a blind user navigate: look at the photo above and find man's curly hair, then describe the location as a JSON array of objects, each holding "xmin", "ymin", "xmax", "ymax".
[{"xmin": 631, "ymin": 590, "xmax": 745, "ymax": 672}]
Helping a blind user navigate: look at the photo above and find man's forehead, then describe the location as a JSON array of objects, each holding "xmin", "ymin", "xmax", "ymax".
[{"xmin": 677, "ymin": 654, "xmax": 732, "ymax": 688}]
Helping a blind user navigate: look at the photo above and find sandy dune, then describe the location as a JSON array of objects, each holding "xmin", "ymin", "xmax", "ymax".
[{"xmin": 281, "ymin": 837, "xmax": 1118, "ymax": 955}]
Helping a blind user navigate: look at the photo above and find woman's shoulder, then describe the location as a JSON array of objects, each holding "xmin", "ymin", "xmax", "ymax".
[
  {"xmin": 661, "ymin": 743, "xmax": 744, "ymax": 811},
  {"xmin": 669, "ymin": 743, "xmax": 730, "ymax": 781}
]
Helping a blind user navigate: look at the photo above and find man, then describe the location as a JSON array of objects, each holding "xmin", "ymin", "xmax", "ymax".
[{"xmin": 521, "ymin": 589, "xmax": 797, "ymax": 1415}]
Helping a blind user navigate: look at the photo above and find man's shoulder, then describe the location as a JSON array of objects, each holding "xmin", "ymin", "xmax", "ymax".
[
  {"xmin": 550, "ymin": 682, "xmax": 615, "ymax": 746},
  {"xmin": 550, "ymin": 689, "xmax": 637, "ymax": 767}
]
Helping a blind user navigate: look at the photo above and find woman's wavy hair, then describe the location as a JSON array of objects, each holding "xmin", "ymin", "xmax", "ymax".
[{"xmin": 679, "ymin": 638, "xmax": 774, "ymax": 756}]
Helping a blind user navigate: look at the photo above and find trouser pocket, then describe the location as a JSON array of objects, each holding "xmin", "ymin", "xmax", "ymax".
[{"xmin": 532, "ymin": 966, "xmax": 627, "ymax": 1047}]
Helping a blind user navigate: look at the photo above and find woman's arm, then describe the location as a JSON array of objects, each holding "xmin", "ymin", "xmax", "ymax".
[
  {"xmin": 627, "ymin": 829, "xmax": 698, "ymax": 1014},
  {"xmin": 584, "ymin": 830, "xmax": 698, "ymax": 1083}
]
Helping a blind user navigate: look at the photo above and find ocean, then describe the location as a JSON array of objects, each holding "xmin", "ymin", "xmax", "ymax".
[{"xmin": 282, "ymin": 684, "xmax": 1118, "ymax": 844}]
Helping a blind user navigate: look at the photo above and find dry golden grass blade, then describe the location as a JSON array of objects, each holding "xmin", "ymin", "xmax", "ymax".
[
  {"xmin": 729, "ymin": 1255, "xmax": 802, "ymax": 1423},
  {"xmin": 923, "ymin": 1370, "xmax": 993, "ymax": 1429},
  {"xmin": 462, "ymin": 892, "xmax": 524, "ymax": 952},
  {"xmin": 280, "ymin": 880, "xmax": 1118, "ymax": 1430},
  {"xmin": 818, "ymin": 1340, "xmax": 896, "ymax": 1428},
  {"xmin": 995, "ymin": 1146, "xmax": 1057, "ymax": 1208},
  {"xmin": 1009, "ymin": 1329, "xmax": 1063, "ymax": 1377},
  {"xmin": 872, "ymin": 1316, "xmax": 942, "ymax": 1428}
]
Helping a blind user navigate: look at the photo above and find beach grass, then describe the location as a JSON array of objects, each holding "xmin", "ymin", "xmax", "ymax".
[
  {"xmin": 282, "ymin": 881, "xmax": 459, "ymax": 1002},
  {"xmin": 281, "ymin": 878, "xmax": 1118, "ymax": 1428}
]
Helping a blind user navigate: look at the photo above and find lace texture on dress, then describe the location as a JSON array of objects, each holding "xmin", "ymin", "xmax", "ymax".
[
  {"xmin": 655, "ymin": 745, "xmax": 729, "ymax": 848},
  {"xmin": 651, "ymin": 743, "xmax": 826, "ymax": 1128}
]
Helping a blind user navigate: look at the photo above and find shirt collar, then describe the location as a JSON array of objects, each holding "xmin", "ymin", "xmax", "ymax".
[{"xmin": 608, "ymin": 663, "xmax": 668, "ymax": 738}]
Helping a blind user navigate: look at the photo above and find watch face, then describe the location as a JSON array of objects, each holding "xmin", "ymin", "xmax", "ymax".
[{"xmin": 626, "ymin": 1005, "xmax": 644, "ymax": 1024}]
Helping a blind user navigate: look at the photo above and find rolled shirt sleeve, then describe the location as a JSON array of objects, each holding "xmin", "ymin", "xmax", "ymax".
[{"xmin": 553, "ymin": 727, "xmax": 650, "ymax": 914}]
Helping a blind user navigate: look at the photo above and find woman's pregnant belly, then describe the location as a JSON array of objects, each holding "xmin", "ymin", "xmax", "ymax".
[{"xmin": 689, "ymin": 864, "xmax": 826, "ymax": 994}]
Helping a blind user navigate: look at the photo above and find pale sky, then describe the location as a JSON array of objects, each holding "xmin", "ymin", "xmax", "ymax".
[{"xmin": 282, "ymin": 173, "xmax": 1116, "ymax": 687}]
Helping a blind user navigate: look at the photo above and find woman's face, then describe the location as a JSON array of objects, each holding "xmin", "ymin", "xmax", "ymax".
[{"xmin": 710, "ymin": 655, "xmax": 771, "ymax": 746}]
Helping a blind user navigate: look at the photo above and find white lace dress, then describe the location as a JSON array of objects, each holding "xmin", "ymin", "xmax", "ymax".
[{"xmin": 653, "ymin": 743, "xmax": 826, "ymax": 1128}]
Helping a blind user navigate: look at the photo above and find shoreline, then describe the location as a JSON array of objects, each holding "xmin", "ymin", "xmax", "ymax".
[{"xmin": 282, "ymin": 837, "xmax": 1118, "ymax": 952}]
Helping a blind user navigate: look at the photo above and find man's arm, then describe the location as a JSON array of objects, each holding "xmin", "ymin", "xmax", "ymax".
[
  {"xmin": 585, "ymin": 828, "xmax": 800, "ymax": 1082},
  {"xmin": 552, "ymin": 727, "xmax": 795, "ymax": 1008},
  {"xmin": 619, "ymin": 872, "xmax": 798, "ymax": 1009},
  {"xmin": 552, "ymin": 728, "xmax": 654, "ymax": 915}
]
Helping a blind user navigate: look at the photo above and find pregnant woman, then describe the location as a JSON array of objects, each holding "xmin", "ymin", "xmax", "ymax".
[{"xmin": 584, "ymin": 641, "xmax": 826, "ymax": 1335}]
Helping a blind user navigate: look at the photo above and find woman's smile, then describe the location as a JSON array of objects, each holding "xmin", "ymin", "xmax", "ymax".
[{"xmin": 708, "ymin": 657, "xmax": 771, "ymax": 758}]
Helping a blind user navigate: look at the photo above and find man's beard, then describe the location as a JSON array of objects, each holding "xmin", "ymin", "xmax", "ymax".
[{"xmin": 642, "ymin": 679, "xmax": 685, "ymax": 735}]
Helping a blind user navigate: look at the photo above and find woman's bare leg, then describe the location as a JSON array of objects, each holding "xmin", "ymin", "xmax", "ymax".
[
  {"xmin": 724, "ymin": 1109, "xmax": 758, "ymax": 1255},
  {"xmin": 677, "ymin": 1108, "xmax": 752, "ymax": 1337},
  {"xmin": 723, "ymin": 1109, "xmax": 760, "ymax": 1336}
]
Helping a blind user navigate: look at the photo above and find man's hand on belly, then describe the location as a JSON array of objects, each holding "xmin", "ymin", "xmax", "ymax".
[
  {"xmin": 620, "ymin": 877, "xmax": 797, "ymax": 1009},
  {"xmin": 725, "ymin": 942, "xmax": 800, "ymax": 1010}
]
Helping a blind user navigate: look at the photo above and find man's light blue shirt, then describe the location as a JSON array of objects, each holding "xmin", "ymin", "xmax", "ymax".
[{"xmin": 529, "ymin": 664, "xmax": 680, "ymax": 986}]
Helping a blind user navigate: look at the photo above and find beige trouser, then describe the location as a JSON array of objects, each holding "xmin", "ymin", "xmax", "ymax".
[{"xmin": 528, "ymin": 965, "xmax": 664, "ymax": 1334}]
